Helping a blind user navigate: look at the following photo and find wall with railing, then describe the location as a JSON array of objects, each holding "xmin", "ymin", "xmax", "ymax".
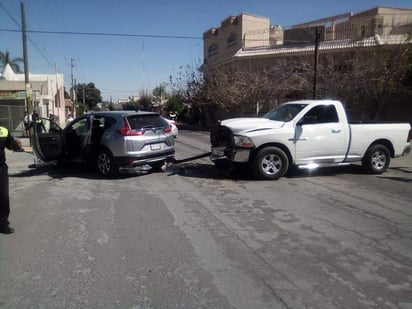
[{"xmin": 0, "ymin": 105, "xmax": 27, "ymax": 136}]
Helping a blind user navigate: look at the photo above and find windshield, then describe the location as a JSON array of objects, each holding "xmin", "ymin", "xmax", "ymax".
[{"xmin": 263, "ymin": 103, "xmax": 308, "ymax": 122}]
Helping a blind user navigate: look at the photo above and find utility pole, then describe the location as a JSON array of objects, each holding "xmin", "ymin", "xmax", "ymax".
[
  {"xmin": 313, "ymin": 26, "xmax": 320, "ymax": 100},
  {"xmin": 21, "ymin": 2, "xmax": 30, "ymax": 114},
  {"xmin": 70, "ymin": 58, "xmax": 77, "ymax": 116}
]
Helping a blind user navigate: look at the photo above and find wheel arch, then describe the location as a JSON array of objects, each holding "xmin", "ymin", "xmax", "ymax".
[
  {"xmin": 86, "ymin": 143, "xmax": 112, "ymax": 162},
  {"xmin": 250, "ymin": 142, "xmax": 293, "ymax": 166},
  {"xmin": 366, "ymin": 139, "xmax": 394, "ymax": 158},
  {"xmin": 97, "ymin": 144, "xmax": 113, "ymax": 155}
]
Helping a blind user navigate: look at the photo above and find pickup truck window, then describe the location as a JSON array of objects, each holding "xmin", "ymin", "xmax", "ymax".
[
  {"xmin": 263, "ymin": 104, "xmax": 307, "ymax": 122},
  {"xmin": 300, "ymin": 105, "xmax": 339, "ymax": 124}
]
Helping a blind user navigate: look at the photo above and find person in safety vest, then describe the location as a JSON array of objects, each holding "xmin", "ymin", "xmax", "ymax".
[
  {"xmin": 0, "ymin": 125, "xmax": 23, "ymax": 234},
  {"xmin": 31, "ymin": 111, "xmax": 45, "ymax": 133}
]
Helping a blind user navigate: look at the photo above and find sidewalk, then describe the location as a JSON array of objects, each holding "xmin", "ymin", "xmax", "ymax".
[
  {"xmin": 19, "ymin": 137, "xmax": 32, "ymax": 152},
  {"xmin": 5, "ymin": 137, "xmax": 35, "ymax": 174}
]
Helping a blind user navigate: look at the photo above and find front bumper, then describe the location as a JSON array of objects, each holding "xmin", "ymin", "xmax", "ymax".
[{"xmin": 210, "ymin": 146, "xmax": 251, "ymax": 163}]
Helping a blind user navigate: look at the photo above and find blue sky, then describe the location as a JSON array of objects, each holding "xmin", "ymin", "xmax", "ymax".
[{"xmin": 1, "ymin": 0, "xmax": 411, "ymax": 102}]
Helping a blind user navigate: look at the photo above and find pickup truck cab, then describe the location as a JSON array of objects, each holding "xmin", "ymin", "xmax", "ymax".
[{"xmin": 210, "ymin": 100, "xmax": 411, "ymax": 180}]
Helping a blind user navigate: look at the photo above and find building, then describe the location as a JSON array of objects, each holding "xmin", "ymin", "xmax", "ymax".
[
  {"xmin": 0, "ymin": 63, "xmax": 68, "ymax": 135},
  {"xmin": 202, "ymin": 7, "xmax": 412, "ymax": 121},
  {"xmin": 203, "ymin": 7, "xmax": 412, "ymax": 71},
  {"xmin": 203, "ymin": 13, "xmax": 283, "ymax": 68}
]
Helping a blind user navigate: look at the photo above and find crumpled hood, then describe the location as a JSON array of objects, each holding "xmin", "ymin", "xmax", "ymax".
[{"xmin": 220, "ymin": 117, "xmax": 284, "ymax": 134}]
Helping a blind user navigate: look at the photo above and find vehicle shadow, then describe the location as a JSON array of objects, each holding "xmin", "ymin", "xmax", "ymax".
[
  {"xmin": 165, "ymin": 162, "xmax": 368, "ymax": 180},
  {"xmin": 11, "ymin": 162, "xmax": 411, "ymax": 182},
  {"xmin": 9, "ymin": 163, "xmax": 152, "ymax": 180},
  {"xmin": 167, "ymin": 162, "xmax": 412, "ymax": 183},
  {"xmin": 377, "ymin": 176, "xmax": 412, "ymax": 182},
  {"xmin": 286, "ymin": 164, "xmax": 365, "ymax": 178},
  {"xmin": 388, "ymin": 166, "xmax": 412, "ymax": 174}
]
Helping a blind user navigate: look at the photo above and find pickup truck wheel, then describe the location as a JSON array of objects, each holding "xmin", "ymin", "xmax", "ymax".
[
  {"xmin": 97, "ymin": 149, "xmax": 118, "ymax": 176},
  {"xmin": 253, "ymin": 147, "xmax": 289, "ymax": 180},
  {"xmin": 362, "ymin": 144, "xmax": 390, "ymax": 174}
]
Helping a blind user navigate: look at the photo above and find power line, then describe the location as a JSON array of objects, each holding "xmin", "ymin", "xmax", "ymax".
[
  {"xmin": 0, "ymin": 28, "xmax": 202, "ymax": 40},
  {"xmin": 0, "ymin": 3, "xmax": 55, "ymax": 70}
]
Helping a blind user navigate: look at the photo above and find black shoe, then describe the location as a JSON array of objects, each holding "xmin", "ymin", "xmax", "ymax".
[{"xmin": 0, "ymin": 226, "xmax": 14, "ymax": 234}]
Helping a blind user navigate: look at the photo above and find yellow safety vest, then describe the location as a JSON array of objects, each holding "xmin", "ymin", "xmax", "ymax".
[
  {"xmin": 0, "ymin": 126, "xmax": 8, "ymax": 137},
  {"xmin": 0, "ymin": 126, "xmax": 10, "ymax": 164}
]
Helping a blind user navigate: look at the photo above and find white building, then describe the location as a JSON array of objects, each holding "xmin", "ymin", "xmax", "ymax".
[{"xmin": 0, "ymin": 63, "xmax": 67, "ymax": 133}]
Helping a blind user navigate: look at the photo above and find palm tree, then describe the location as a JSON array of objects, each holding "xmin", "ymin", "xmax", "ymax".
[{"xmin": 0, "ymin": 50, "xmax": 24, "ymax": 73}]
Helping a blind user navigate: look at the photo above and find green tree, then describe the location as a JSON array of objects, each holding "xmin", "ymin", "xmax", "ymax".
[
  {"xmin": 166, "ymin": 94, "xmax": 183, "ymax": 114},
  {"xmin": 152, "ymin": 83, "xmax": 168, "ymax": 99},
  {"xmin": 138, "ymin": 92, "xmax": 153, "ymax": 111},
  {"xmin": 122, "ymin": 101, "xmax": 139, "ymax": 111},
  {"xmin": 75, "ymin": 82, "xmax": 102, "ymax": 111},
  {"xmin": 170, "ymin": 64, "xmax": 207, "ymax": 105},
  {"xmin": 0, "ymin": 50, "xmax": 24, "ymax": 73}
]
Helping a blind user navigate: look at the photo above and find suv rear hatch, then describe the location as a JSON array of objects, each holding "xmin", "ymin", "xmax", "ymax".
[{"xmin": 118, "ymin": 114, "xmax": 174, "ymax": 159}]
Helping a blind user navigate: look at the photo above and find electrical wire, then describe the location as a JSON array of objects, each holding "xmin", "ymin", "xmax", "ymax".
[
  {"xmin": 0, "ymin": 28, "xmax": 203, "ymax": 40},
  {"xmin": 0, "ymin": 2, "xmax": 55, "ymax": 70}
]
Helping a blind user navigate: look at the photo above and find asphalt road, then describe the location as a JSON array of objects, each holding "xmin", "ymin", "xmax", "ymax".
[{"xmin": 1, "ymin": 131, "xmax": 411, "ymax": 308}]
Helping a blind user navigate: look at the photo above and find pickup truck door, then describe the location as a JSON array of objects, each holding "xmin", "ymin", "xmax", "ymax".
[{"xmin": 293, "ymin": 105, "xmax": 349, "ymax": 164}]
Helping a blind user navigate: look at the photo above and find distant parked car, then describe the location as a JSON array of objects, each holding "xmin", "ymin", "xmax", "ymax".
[
  {"xmin": 32, "ymin": 111, "xmax": 175, "ymax": 176},
  {"xmin": 162, "ymin": 117, "xmax": 178, "ymax": 138}
]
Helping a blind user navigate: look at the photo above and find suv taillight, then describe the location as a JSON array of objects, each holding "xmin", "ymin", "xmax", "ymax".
[
  {"xmin": 163, "ymin": 125, "xmax": 172, "ymax": 133},
  {"xmin": 117, "ymin": 118, "xmax": 145, "ymax": 136}
]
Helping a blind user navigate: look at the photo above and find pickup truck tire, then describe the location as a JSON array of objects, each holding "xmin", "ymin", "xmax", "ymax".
[
  {"xmin": 97, "ymin": 148, "xmax": 119, "ymax": 176},
  {"xmin": 362, "ymin": 144, "xmax": 390, "ymax": 174},
  {"xmin": 253, "ymin": 147, "xmax": 289, "ymax": 180}
]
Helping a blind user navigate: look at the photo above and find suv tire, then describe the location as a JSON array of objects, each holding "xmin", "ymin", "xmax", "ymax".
[{"xmin": 97, "ymin": 149, "xmax": 118, "ymax": 176}]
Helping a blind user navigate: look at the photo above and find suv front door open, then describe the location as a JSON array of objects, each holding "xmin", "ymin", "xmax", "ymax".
[{"xmin": 32, "ymin": 117, "xmax": 64, "ymax": 162}]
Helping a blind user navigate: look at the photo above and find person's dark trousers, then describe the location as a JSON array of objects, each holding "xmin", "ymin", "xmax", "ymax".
[{"xmin": 0, "ymin": 164, "xmax": 10, "ymax": 228}]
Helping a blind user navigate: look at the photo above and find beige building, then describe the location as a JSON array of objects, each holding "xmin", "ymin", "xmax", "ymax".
[
  {"xmin": 203, "ymin": 7, "xmax": 412, "ymax": 72},
  {"xmin": 0, "ymin": 64, "xmax": 70, "ymax": 135},
  {"xmin": 203, "ymin": 13, "xmax": 283, "ymax": 68}
]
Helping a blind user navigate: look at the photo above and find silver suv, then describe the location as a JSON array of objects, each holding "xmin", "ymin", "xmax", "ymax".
[{"xmin": 32, "ymin": 111, "xmax": 175, "ymax": 176}]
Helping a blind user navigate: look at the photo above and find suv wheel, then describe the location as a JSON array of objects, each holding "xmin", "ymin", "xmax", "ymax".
[{"xmin": 97, "ymin": 149, "xmax": 118, "ymax": 176}]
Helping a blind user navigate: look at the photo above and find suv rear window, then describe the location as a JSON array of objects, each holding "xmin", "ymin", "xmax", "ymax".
[{"xmin": 127, "ymin": 114, "xmax": 167, "ymax": 129}]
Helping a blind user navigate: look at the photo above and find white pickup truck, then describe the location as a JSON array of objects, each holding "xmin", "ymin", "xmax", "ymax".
[{"xmin": 210, "ymin": 100, "xmax": 411, "ymax": 180}]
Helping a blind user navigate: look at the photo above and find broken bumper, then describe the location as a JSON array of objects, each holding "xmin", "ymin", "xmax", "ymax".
[{"xmin": 210, "ymin": 146, "xmax": 251, "ymax": 163}]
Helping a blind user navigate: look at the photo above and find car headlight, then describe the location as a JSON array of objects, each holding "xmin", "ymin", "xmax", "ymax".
[{"xmin": 234, "ymin": 135, "xmax": 254, "ymax": 148}]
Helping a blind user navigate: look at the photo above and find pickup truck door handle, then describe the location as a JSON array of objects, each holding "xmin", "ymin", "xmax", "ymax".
[{"xmin": 332, "ymin": 128, "xmax": 341, "ymax": 133}]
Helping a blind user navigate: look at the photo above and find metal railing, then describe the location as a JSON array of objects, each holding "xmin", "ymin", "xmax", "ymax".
[{"xmin": 0, "ymin": 105, "xmax": 26, "ymax": 137}]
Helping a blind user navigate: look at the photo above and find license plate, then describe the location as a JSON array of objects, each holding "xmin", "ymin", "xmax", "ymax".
[{"xmin": 151, "ymin": 143, "xmax": 161, "ymax": 150}]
